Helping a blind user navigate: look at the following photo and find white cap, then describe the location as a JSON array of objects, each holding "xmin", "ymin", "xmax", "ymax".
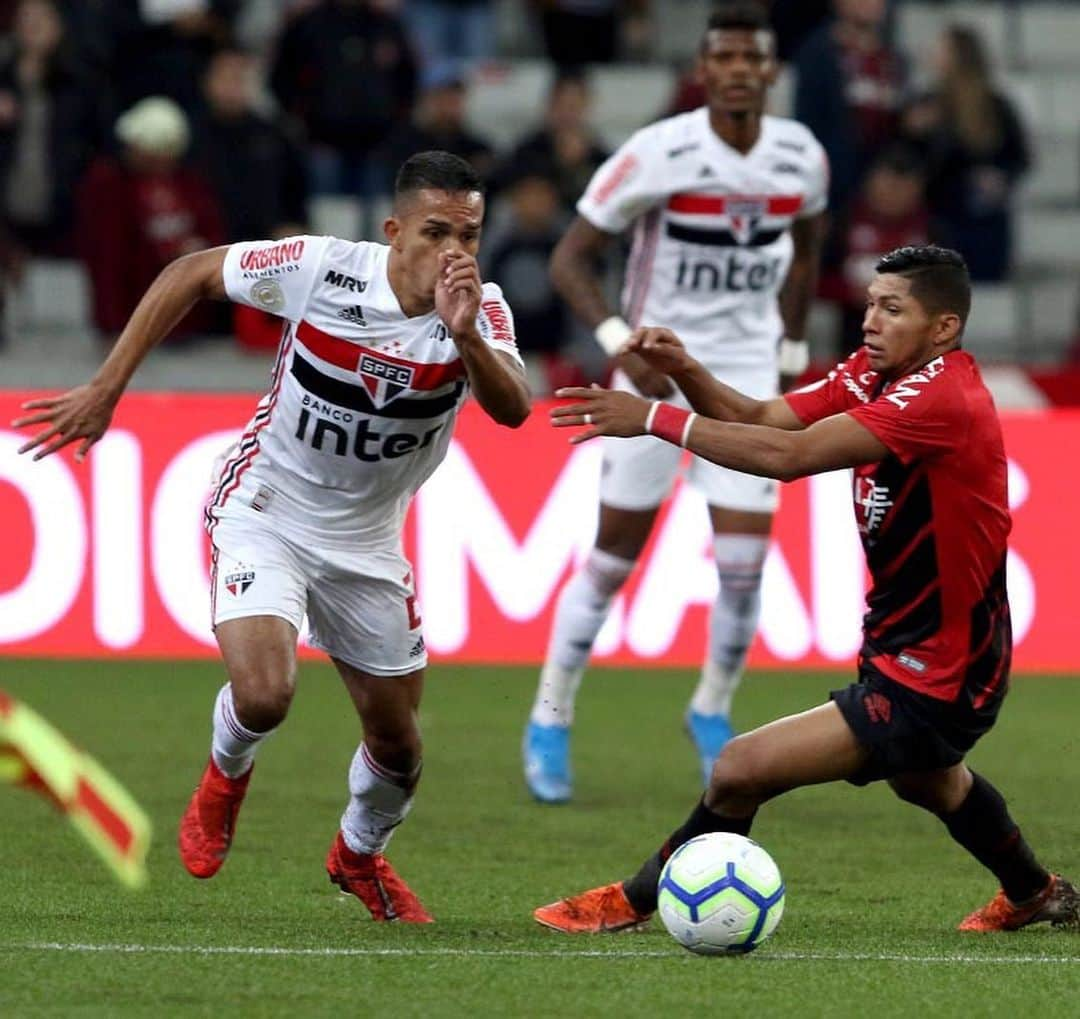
[{"xmin": 115, "ymin": 96, "xmax": 190, "ymax": 158}]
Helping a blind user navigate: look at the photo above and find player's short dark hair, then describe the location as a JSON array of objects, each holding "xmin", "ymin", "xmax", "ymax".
[
  {"xmin": 876, "ymin": 245, "xmax": 971, "ymax": 325},
  {"xmin": 394, "ymin": 151, "xmax": 485, "ymax": 204},
  {"xmin": 705, "ymin": 2, "xmax": 771, "ymax": 35}
]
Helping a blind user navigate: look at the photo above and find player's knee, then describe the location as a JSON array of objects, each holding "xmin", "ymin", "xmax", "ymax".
[
  {"xmin": 365, "ymin": 719, "xmax": 422, "ymax": 775},
  {"xmin": 706, "ymin": 736, "xmax": 769, "ymax": 807},
  {"xmin": 232, "ymin": 681, "xmax": 294, "ymax": 732}
]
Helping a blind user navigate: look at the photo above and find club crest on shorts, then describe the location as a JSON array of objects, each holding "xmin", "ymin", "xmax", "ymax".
[
  {"xmin": 224, "ymin": 570, "xmax": 255, "ymax": 597},
  {"xmin": 358, "ymin": 353, "xmax": 413, "ymax": 408}
]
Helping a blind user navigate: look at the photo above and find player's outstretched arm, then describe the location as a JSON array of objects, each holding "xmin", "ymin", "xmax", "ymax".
[
  {"xmin": 437, "ymin": 251, "xmax": 530, "ymax": 427},
  {"xmin": 626, "ymin": 327, "xmax": 803, "ymax": 430},
  {"xmin": 550, "ymin": 216, "xmax": 673, "ymax": 399},
  {"xmin": 551, "ymin": 387, "xmax": 888, "ymax": 481},
  {"xmin": 777, "ymin": 212, "xmax": 826, "ymax": 391},
  {"xmin": 12, "ymin": 247, "xmax": 229, "ymax": 461}
]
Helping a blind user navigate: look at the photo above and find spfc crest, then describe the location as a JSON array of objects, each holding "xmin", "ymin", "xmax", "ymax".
[
  {"xmin": 358, "ymin": 353, "xmax": 413, "ymax": 408},
  {"xmin": 225, "ymin": 570, "xmax": 255, "ymax": 597},
  {"xmin": 726, "ymin": 197, "xmax": 767, "ymax": 245}
]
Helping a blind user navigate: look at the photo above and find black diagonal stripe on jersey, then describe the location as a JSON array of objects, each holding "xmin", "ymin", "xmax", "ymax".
[
  {"xmin": 291, "ymin": 352, "xmax": 465, "ymax": 419},
  {"xmin": 665, "ymin": 222, "xmax": 785, "ymax": 248},
  {"xmin": 864, "ymin": 576, "xmax": 943, "ymax": 653},
  {"xmin": 966, "ymin": 558, "xmax": 1013, "ymax": 708},
  {"xmin": 864, "ymin": 460, "xmax": 933, "ymax": 576}
]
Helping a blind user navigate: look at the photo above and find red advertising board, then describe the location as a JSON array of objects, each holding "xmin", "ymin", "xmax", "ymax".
[{"xmin": 1, "ymin": 391, "xmax": 1077, "ymax": 670}]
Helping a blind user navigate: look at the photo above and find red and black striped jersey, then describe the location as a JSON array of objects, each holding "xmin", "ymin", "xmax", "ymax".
[{"xmin": 785, "ymin": 348, "xmax": 1012, "ymax": 706}]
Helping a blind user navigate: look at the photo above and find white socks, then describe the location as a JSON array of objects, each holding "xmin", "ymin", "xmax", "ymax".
[
  {"xmin": 530, "ymin": 548, "xmax": 635, "ymax": 727},
  {"xmin": 211, "ymin": 684, "xmax": 273, "ymax": 778},
  {"xmin": 340, "ymin": 744, "xmax": 419, "ymax": 856},
  {"xmin": 690, "ymin": 534, "xmax": 769, "ymax": 718}
]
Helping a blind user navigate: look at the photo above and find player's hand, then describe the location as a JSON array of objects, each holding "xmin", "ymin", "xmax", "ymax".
[
  {"xmin": 11, "ymin": 382, "xmax": 118, "ymax": 462},
  {"xmin": 625, "ymin": 327, "xmax": 696, "ymax": 377},
  {"xmin": 616, "ymin": 351, "xmax": 674, "ymax": 399},
  {"xmin": 436, "ymin": 251, "xmax": 483, "ymax": 339},
  {"xmin": 550, "ymin": 384, "xmax": 650, "ymax": 445}
]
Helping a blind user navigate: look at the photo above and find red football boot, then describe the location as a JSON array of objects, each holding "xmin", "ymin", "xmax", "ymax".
[
  {"xmin": 534, "ymin": 882, "xmax": 652, "ymax": 933},
  {"xmin": 326, "ymin": 831, "xmax": 433, "ymax": 923},
  {"xmin": 958, "ymin": 874, "xmax": 1080, "ymax": 932},
  {"xmin": 178, "ymin": 757, "xmax": 252, "ymax": 879}
]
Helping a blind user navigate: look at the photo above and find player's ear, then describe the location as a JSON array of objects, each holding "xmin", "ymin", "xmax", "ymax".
[
  {"xmin": 384, "ymin": 216, "xmax": 401, "ymax": 247},
  {"xmin": 760, "ymin": 32, "xmax": 780, "ymax": 85},
  {"xmin": 936, "ymin": 312, "xmax": 962, "ymax": 346}
]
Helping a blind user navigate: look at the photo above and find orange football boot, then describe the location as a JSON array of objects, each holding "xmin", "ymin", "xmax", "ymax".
[
  {"xmin": 534, "ymin": 882, "xmax": 652, "ymax": 933},
  {"xmin": 958, "ymin": 874, "xmax": 1080, "ymax": 932},
  {"xmin": 326, "ymin": 831, "xmax": 433, "ymax": 923},
  {"xmin": 178, "ymin": 757, "xmax": 252, "ymax": 879}
]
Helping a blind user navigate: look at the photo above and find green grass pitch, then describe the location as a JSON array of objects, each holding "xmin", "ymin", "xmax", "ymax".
[{"xmin": 1, "ymin": 661, "xmax": 1078, "ymax": 1017}]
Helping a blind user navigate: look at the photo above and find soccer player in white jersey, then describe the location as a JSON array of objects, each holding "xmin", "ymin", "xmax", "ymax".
[
  {"xmin": 14, "ymin": 151, "xmax": 530, "ymax": 922},
  {"xmin": 523, "ymin": 2, "xmax": 829, "ymax": 802}
]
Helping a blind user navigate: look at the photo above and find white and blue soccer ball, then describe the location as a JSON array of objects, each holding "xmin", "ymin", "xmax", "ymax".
[{"xmin": 657, "ymin": 832, "xmax": 785, "ymax": 955}]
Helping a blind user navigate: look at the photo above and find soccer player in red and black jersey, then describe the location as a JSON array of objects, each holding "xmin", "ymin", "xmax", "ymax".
[{"xmin": 533, "ymin": 245, "xmax": 1079, "ymax": 934}]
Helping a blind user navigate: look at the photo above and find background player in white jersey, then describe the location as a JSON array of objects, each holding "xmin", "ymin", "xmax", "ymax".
[
  {"xmin": 15, "ymin": 151, "xmax": 530, "ymax": 922},
  {"xmin": 524, "ymin": 2, "xmax": 829, "ymax": 802}
]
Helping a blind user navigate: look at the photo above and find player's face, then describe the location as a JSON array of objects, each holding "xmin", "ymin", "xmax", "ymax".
[
  {"xmin": 697, "ymin": 28, "xmax": 776, "ymax": 117},
  {"xmin": 385, "ymin": 188, "xmax": 484, "ymax": 299},
  {"xmin": 862, "ymin": 274, "xmax": 958, "ymax": 378}
]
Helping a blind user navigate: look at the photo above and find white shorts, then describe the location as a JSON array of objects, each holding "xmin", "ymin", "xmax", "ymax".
[
  {"xmin": 599, "ymin": 367, "xmax": 780, "ymax": 513},
  {"xmin": 209, "ymin": 510, "xmax": 426, "ymax": 677}
]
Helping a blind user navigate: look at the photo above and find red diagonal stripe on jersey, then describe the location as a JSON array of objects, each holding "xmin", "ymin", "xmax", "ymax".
[
  {"xmin": 296, "ymin": 320, "xmax": 465, "ymax": 390},
  {"xmin": 667, "ymin": 194, "xmax": 804, "ymax": 216}
]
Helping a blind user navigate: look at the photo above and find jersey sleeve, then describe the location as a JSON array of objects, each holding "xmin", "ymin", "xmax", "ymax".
[
  {"xmin": 476, "ymin": 282, "xmax": 524, "ymax": 367},
  {"xmin": 799, "ymin": 133, "xmax": 829, "ymax": 218},
  {"xmin": 784, "ymin": 352, "xmax": 868, "ymax": 424},
  {"xmin": 222, "ymin": 235, "xmax": 331, "ymax": 322},
  {"xmin": 576, "ymin": 127, "xmax": 666, "ymax": 234},
  {"xmin": 846, "ymin": 371, "xmax": 967, "ymax": 465}
]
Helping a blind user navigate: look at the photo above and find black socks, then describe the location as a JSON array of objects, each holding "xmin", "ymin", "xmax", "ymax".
[{"xmin": 622, "ymin": 799, "xmax": 756, "ymax": 915}]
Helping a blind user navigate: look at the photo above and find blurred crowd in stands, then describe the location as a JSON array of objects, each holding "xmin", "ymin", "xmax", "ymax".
[{"xmin": 0, "ymin": 0, "xmax": 1071, "ymax": 388}]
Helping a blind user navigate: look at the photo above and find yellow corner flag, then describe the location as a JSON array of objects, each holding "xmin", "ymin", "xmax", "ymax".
[{"xmin": 0, "ymin": 689, "xmax": 151, "ymax": 888}]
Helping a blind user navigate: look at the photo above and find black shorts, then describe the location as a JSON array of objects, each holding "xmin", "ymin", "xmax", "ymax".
[{"xmin": 830, "ymin": 662, "xmax": 1005, "ymax": 786}]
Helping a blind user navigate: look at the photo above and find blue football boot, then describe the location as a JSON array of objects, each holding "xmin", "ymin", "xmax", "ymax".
[
  {"xmin": 523, "ymin": 722, "xmax": 572, "ymax": 804},
  {"xmin": 685, "ymin": 710, "xmax": 735, "ymax": 787}
]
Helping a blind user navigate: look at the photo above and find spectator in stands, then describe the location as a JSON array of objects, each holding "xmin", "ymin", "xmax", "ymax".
[
  {"xmin": 492, "ymin": 68, "xmax": 609, "ymax": 213},
  {"xmin": 483, "ymin": 161, "xmax": 596, "ymax": 392},
  {"xmin": 382, "ymin": 61, "xmax": 494, "ymax": 184},
  {"xmin": 0, "ymin": 0, "xmax": 105, "ymax": 256},
  {"xmin": 270, "ymin": 0, "xmax": 417, "ymax": 200},
  {"xmin": 193, "ymin": 46, "xmax": 307, "ymax": 243},
  {"xmin": 794, "ymin": 0, "xmax": 907, "ymax": 213},
  {"xmin": 109, "ymin": 0, "xmax": 239, "ymax": 116},
  {"xmin": 819, "ymin": 143, "xmax": 936, "ymax": 354},
  {"xmin": 76, "ymin": 96, "xmax": 225, "ymax": 342},
  {"xmin": 404, "ymin": 0, "xmax": 495, "ymax": 66},
  {"xmin": 901, "ymin": 25, "xmax": 1029, "ymax": 282},
  {"xmin": 532, "ymin": 0, "xmax": 649, "ymax": 67}
]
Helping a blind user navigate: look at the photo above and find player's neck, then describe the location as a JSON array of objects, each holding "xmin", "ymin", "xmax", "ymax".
[{"xmin": 707, "ymin": 109, "xmax": 762, "ymax": 154}]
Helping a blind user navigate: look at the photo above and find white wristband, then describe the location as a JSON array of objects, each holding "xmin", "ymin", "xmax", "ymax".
[
  {"xmin": 778, "ymin": 338, "xmax": 809, "ymax": 376},
  {"xmin": 595, "ymin": 316, "xmax": 633, "ymax": 356},
  {"xmin": 644, "ymin": 401, "xmax": 660, "ymax": 434}
]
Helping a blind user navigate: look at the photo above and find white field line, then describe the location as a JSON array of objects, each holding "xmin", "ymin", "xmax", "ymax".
[{"xmin": 6, "ymin": 942, "xmax": 1080, "ymax": 965}]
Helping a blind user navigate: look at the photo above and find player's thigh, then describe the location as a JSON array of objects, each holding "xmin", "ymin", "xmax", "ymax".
[
  {"xmin": 210, "ymin": 516, "xmax": 306, "ymax": 715},
  {"xmin": 709, "ymin": 702, "xmax": 869, "ymax": 802}
]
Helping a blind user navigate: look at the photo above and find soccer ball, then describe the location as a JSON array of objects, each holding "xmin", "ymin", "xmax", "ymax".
[{"xmin": 657, "ymin": 832, "xmax": 785, "ymax": 955}]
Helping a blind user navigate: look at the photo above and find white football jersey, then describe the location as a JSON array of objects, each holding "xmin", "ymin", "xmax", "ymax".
[
  {"xmin": 206, "ymin": 235, "xmax": 522, "ymax": 548},
  {"xmin": 578, "ymin": 109, "xmax": 828, "ymax": 372}
]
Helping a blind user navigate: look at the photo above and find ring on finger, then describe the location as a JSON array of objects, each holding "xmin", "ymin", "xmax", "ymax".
[{"xmin": 584, "ymin": 412, "xmax": 593, "ymax": 425}]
